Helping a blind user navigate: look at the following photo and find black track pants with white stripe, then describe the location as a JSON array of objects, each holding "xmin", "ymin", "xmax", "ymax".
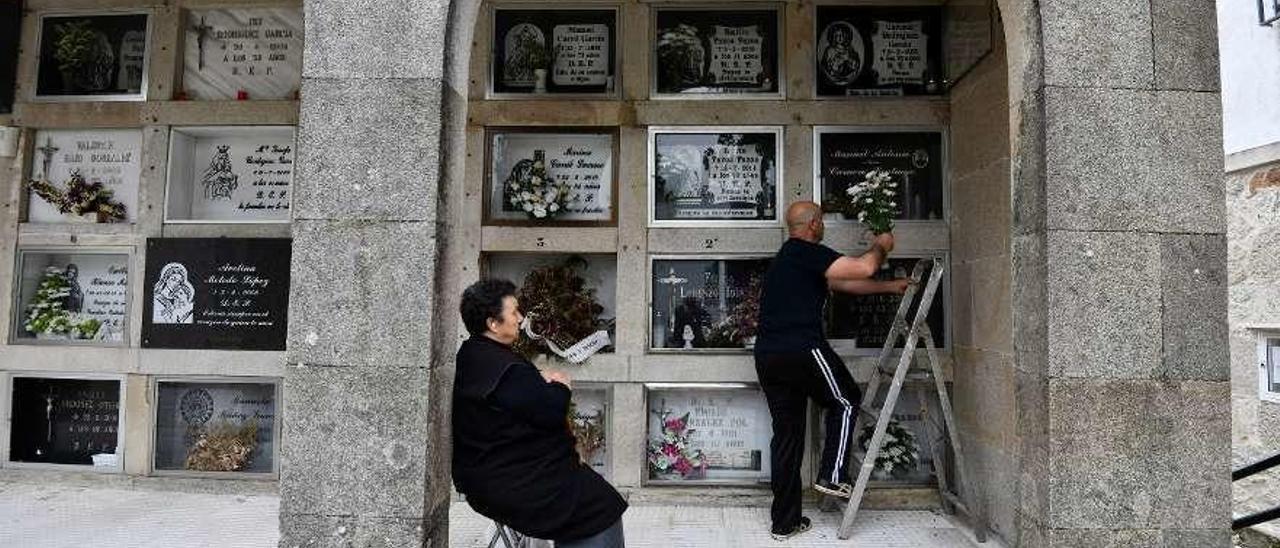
[{"xmin": 754, "ymin": 346, "xmax": 862, "ymax": 530}]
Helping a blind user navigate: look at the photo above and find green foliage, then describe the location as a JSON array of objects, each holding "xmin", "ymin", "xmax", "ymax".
[
  {"xmin": 53, "ymin": 20, "xmax": 97, "ymax": 73},
  {"xmin": 28, "ymin": 170, "xmax": 127, "ymax": 222}
]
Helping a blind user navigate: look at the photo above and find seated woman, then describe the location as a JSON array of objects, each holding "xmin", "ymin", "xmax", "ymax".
[{"xmin": 453, "ymin": 279, "xmax": 627, "ymax": 548}]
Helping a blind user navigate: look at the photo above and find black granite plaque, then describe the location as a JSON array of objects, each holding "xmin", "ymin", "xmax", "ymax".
[
  {"xmin": 817, "ymin": 130, "xmax": 945, "ymax": 221},
  {"xmin": 815, "ymin": 6, "xmax": 944, "ymax": 97},
  {"xmin": 654, "ymin": 8, "xmax": 780, "ymax": 95},
  {"xmin": 826, "ymin": 257, "xmax": 946, "ymax": 349},
  {"xmin": 9, "ymin": 377, "xmax": 121, "ymax": 465},
  {"xmin": 154, "ymin": 381, "xmax": 276, "ymax": 473},
  {"xmin": 492, "ymin": 8, "xmax": 617, "ymax": 95}
]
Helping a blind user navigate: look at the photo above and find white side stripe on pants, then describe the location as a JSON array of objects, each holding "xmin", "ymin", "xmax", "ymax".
[{"xmin": 811, "ymin": 348, "xmax": 851, "ymax": 484}]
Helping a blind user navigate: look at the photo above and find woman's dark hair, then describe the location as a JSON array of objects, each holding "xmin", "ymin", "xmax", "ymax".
[{"xmin": 460, "ymin": 278, "xmax": 518, "ymax": 336}]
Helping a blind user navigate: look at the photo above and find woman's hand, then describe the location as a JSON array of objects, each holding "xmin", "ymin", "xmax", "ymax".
[{"xmin": 541, "ymin": 369, "xmax": 572, "ymax": 388}]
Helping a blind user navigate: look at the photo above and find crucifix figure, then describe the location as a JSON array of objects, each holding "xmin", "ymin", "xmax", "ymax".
[
  {"xmin": 35, "ymin": 138, "xmax": 59, "ymax": 181},
  {"xmin": 191, "ymin": 16, "xmax": 214, "ymax": 70}
]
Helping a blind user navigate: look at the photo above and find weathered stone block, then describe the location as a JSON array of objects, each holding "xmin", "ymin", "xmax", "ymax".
[
  {"xmin": 1047, "ymin": 231, "xmax": 1161, "ymax": 378},
  {"xmin": 952, "ymin": 161, "xmax": 1012, "ymax": 263},
  {"xmin": 279, "ymin": 513, "xmax": 431, "ymax": 548},
  {"xmin": 1151, "ymin": 0, "xmax": 1220, "ymax": 91},
  {"xmin": 971, "ymin": 257, "xmax": 1014, "ymax": 353},
  {"xmin": 1011, "ymin": 232, "xmax": 1048, "ymax": 377},
  {"xmin": 1041, "ymin": 0, "xmax": 1153, "ymax": 88},
  {"xmin": 303, "ymin": 0, "xmax": 448, "ymax": 79},
  {"xmin": 1160, "ymin": 234, "xmax": 1228, "ymax": 380},
  {"xmin": 280, "ymin": 365, "xmax": 432, "ymax": 518},
  {"xmin": 1152, "ymin": 91, "xmax": 1225, "ymax": 234},
  {"xmin": 287, "ymin": 220, "xmax": 436, "ymax": 368},
  {"xmin": 1048, "ymin": 379, "xmax": 1230, "ymax": 530},
  {"xmin": 296, "ymin": 79, "xmax": 442, "ymax": 222}
]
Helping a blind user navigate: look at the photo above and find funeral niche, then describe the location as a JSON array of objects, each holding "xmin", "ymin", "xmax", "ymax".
[
  {"xmin": 154, "ymin": 381, "xmax": 277, "ymax": 473},
  {"xmin": 815, "ymin": 6, "xmax": 943, "ymax": 97},
  {"xmin": 166, "ymin": 126, "xmax": 294, "ymax": 222},
  {"xmin": 0, "ymin": 0, "xmax": 20, "ymax": 113},
  {"xmin": 36, "ymin": 13, "xmax": 149, "ymax": 100},
  {"xmin": 826, "ymin": 257, "xmax": 946, "ymax": 350},
  {"xmin": 183, "ymin": 8, "xmax": 303, "ymax": 100},
  {"xmin": 817, "ymin": 130, "xmax": 944, "ymax": 222},
  {"xmin": 651, "ymin": 129, "xmax": 780, "ymax": 224},
  {"xmin": 14, "ymin": 251, "xmax": 128, "ymax": 344},
  {"xmin": 27, "ymin": 129, "xmax": 142, "ymax": 224},
  {"xmin": 571, "ymin": 387, "xmax": 609, "ymax": 478},
  {"xmin": 650, "ymin": 258, "xmax": 769, "ymax": 351},
  {"xmin": 654, "ymin": 8, "xmax": 780, "ymax": 96},
  {"xmin": 8, "ymin": 377, "xmax": 121, "ymax": 467},
  {"xmin": 492, "ymin": 8, "xmax": 617, "ymax": 95},
  {"xmin": 855, "ymin": 388, "xmax": 940, "ymax": 484},
  {"xmin": 142, "ymin": 238, "xmax": 291, "ymax": 351},
  {"xmin": 646, "ymin": 386, "xmax": 771, "ymax": 483},
  {"xmin": 486, "ymin": 254, "xmax": 615, "ymax": 363},
  {"xmin": 487, "ymin": 130, "xmax": 615, "ymax": 224}
]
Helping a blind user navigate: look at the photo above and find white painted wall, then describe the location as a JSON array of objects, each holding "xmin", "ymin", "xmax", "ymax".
[{"xmin": 1219, "ymin": 1, "xmax": 1280, "ymax": 154}]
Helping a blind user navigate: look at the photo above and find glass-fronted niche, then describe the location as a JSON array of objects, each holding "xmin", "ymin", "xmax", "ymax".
[
  {"xmin": 484, "ymin": 253, "xmax": 616, "ymax": 361},
  {"xmin": 572, "ymin": 386, "xmax": 609, "ymax": 479},
  {"xmin": 645, "ymin": 384, "xmax": 770, "ymax": 485},
  {"xmin": 153, "ymin": 380, "xmax": 278, "ymax": 475},
  {"xmin": 825, "ymin": 255, "xmax": 948, "ymax": 353},
  {"xmin": 8, "ymin": 376, "xmax": 123, "ymax": 469},
  {"xmin": 649, "ymin": 257, "xmax": 769, "ymax": 352},
  {"xmin": 12, "ymin": 250, "xmax": 129, "ymax": 344}
]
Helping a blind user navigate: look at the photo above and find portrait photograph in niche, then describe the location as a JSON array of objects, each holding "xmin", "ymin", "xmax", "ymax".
[
  {"xmin": 35, "ymin": 12, "xmax": 150, "ymax": 100},
  {"xmin": 154, "ymin": 381, "xmax": 277, "ymax": 474},
  {"xmin": 825, "ymin": 256, "xmax": 947, "ymax": 350},
  {"xmin": 486, "ymin": 129, "xmax": 616, "ymax": 225},
  {"xmin": 646, "ymin": 386, "xmax": 771, "ymax": 484},
  {"xmin": 8, "ymin": 377, "xmax": 121, "ymax": 467},
  {"xmin": 491, "ymin": 8, "xmax": 617, "ymax": 95},
  {"xmin": 649, "ymin": 257, "xmax": 769, "ymax": 351},
  {"xmin": 165, "ymin": 126, "xmax": 294, "ymax": 223},
  {"xmin": 650, "ymin": 128, "xmax": 781, "ymax": 226},
  {"xmin": 142, "ymin": 238, "xmax": 291, "ymax": 351},
  {"xmin": 816, "ymin": 129, "xmax": 945, "ymax": 222},
  {"xmin": 485, "ymin": 253, "xmax": 616, "ymax": 363},
  {"xmin": 13, "ymin": 251, "xmax": 129, "ymax": 344},
  {"xmin": 815, "ymin": 6, "xmax": 943, "ymax": 97},
  {"xmin": 653, "ymin": 8, "xmax": 780, "ymax": 96},
  {"xmin": 182, "ymin": 8, "xmax": 303, "ymax": 101},
  {"xmin": 26, "ymin": 128, "xmax": 142, "ymax": 224}
]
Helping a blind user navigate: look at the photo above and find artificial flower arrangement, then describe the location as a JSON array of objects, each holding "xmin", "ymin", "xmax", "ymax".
[
  {"xmin": 857, "ymin": 419, "xmax": 920, "ymax": 478},
  {"xmin": 513, "ymin": 256, "xmax": 612, "ymax": 360},
  {"xmin": 23, "ymin": 266, "xmax": 101, "ymax": 340},
  {"xmin": 185, "ymin": 421, "xmax": 259, "ymax": 472},
  {"xmin": 706, "ymin": 275, "xmax": 763, "ymax": 348},
  {"xmin": 824, "ymin": 169, "xmax": 899, "ymax": 234},
  {"xmin": 29, "ymin": 169, "xmax": 127, "ymax": 222},
  {"xmin": 647, "ymin": 409, "xmax": 707, "ymax": 480},
  {"xmin": 568, "ymin": 401, "xmax": 606, "ymax": 466},
  {"xmin": 505, "ymin": 150, "xmax": 571, "ymax": 220}
]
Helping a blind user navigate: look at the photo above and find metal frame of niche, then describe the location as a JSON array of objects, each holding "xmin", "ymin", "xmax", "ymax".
[
  {"xmin": 1256, "ymin": 331, "xmax": 1280, "ymax": 404},
  {"xmin": 646, "ymin": 125, "xmax": 786, "ymax": 228},
  {"xmin": 646, "ymin": 253, "xmax": 773, "ymax": 354},
  {"xmin": 163, "ymin": 125, "xmax": 297, "ymax": 225},
  {"xmin": 0, "ymin": 371, "xmax": 128, "ymax": 474},
  {"xmin": 147, "ymin": 376, "xmax": 282, "ymax": 479},
  {"xmin": 641, "ymin": 382, "xmax": 771, "ymax": 487},
  {"xmin": 32, "ymin": 9, "xmax": 154, "ymax": 103},
  {"xmin": 486, "ymin": 4, "xmax": 622, "ymax": 100},
  {"xmin": 648, "ymin": 3, "xmax": 787, "ymax": 101},
  {"xmin": 482, "ymin": 126, "xmax": 620, "ymax": 227},
  {"xmin": 810, "ymin": 125, "xmax": 952, "ymax": 228},
  {"xmin": 824, "ymin": 251, "xmax": 953, "ymax": 357},
  {"xmin": 569, "ymin": 382, "xmax": 613, "ymax": 481},
  {"xmin": 8, "ymin": 247, "xmax": 134, "ymax": 348},
  {"xmin": 1260, "ymin": 0, "xmax": 1280, "ymax": 26}
]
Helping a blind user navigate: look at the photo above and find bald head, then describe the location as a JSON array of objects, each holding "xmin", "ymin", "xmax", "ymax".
[{"xmin": 786, "ymin": 201, "xmax": 824, "ymax": 241}]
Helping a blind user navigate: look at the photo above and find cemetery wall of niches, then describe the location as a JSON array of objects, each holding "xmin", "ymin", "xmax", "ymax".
[{"xmin": 0, "ymin": 0, "xmax": 302, "ymax": 479}]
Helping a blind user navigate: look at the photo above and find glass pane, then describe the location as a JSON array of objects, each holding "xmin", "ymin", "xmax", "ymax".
[
  {"xmin": 650, "ymin": 258, "xmax": 770, "ymax": 350},
  {"xmin": 154, "ymin": 382, "xmax": 276, "ymax": 473},
  {"xmin": 571, "ymin": 388, "xmax": 609, "ymax": 478},
  {"xmin": 647, "ymin": 387, "xmax": 771, "ymax": 483},
  {"xmin": 9, "ymin": 377, "xmax": 121, "ymax": 466},
  {"xmin": 1268, "ymin": 339, "xmax": 1280, "ymax": 394},
  {"xmin": 14, "ymin": 252, "xmax": 129, "ymax": 343}
]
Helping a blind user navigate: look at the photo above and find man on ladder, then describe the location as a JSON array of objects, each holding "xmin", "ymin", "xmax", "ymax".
[{"xmin": 754, "ymin": 201, "xmax": 905, "ymax": 540}]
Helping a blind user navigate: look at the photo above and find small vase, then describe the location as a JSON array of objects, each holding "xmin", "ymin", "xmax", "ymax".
[
  {"xmin": 534, "ymin": 69, "xmax": 548, "ymax": 93},
  {"xmin": 743, "ymin": 336, "xmax": 756, "ymax": 349}
]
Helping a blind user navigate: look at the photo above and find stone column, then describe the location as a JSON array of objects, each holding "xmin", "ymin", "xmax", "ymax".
[
  {"xmin": 1013, "ymin": 0, "xmax": 1231, "ymax": 545},
  {"xmin": 280, "ymin": 1, "xmax": 452, "ymax": 546}
]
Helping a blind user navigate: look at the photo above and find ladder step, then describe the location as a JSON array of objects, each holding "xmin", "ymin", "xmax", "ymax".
[{"xmin": 941, "ymin": 491, "xmax": 970, "ymax": 515}]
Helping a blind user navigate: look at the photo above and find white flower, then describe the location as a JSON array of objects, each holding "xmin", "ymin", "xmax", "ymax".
[
  {"xmin": 522, "ymin": 203, "xmax": 533, "ymax": 212},
  {"xmin": 549, "ymin": 203, "xmax": 559, "ymax": 212},
  {"xmin": 544, "ymin": 191, "xmax": 558, "ymax": 202},
  {"xmin": 885, "ymin": 190, "xmax": 896, "ymax": 197},
  {"xmin": 857, "ymin": 212, "xmax": 867, "ymax": 221},
  {"xmin": 509, "ymin": 183, "xmax": 520, "ymax": 190},
  {"xmin": 865, "ymin": 198, "xmax": 874, "ymax": 204},
  {"xmin": 520, "ymin": 191, "xmax": 533, "ymax": 200},
  {"xmin": 531, "ymin": 176, "xmax": 542, "ymax": 185},
  {"xmin": 533, "ymin": 207, "xmax": 547, "ymax": 218},
  {"xmin": 890, "ymin": 201, "xmax": 897, "ymax": 207}
]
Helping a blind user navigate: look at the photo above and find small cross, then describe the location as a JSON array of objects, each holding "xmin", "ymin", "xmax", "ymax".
[
  {"xmin": 191, "ymin": 16, "xmax": 215, "ymax": 70},
  {"xmin": 35, "ymin": 138, "xmax": 59, "ymax": 180}
]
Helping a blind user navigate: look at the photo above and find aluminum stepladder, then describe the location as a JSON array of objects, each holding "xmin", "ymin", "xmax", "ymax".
[{"xmin": 831, "ymin": 257, "xmax": 987, "ymax": 541}]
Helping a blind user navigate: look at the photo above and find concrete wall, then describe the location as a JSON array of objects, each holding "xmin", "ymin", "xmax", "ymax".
[
  {"xmin": 1217, "ymin": 1, "xmax": 1280, "ymax": 154},
  {"xmin": 949, "ymin": 28, "xmax": 1016, "ymax": 543}
]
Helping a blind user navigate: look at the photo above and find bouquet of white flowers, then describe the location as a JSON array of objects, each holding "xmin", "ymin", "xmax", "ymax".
[
  {"xmin": 506, "ymin": 150, "xmax": 571, "ymax": 220},
  {"xmin": 839, "ymin": 169, "xmax": 899, "ymax": 235},
  {"xmin": 858, "ymin": 419, "xmax": 919, "ymax": 477}
]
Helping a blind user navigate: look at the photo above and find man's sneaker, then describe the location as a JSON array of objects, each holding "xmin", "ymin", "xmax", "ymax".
[
  {"xmin": 770, "ymin": 516, "xmax": 812, "ymax": 541},
  {"xmin": 814, "ymin": 479, "xmax": 853, "ymax": 499}
]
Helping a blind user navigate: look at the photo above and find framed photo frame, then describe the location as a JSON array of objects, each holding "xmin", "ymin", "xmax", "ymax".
[
  {"xmin": 812, "ymin": 126, "xmax": 948, "ymax": 225},
  {"xmin": 648, "ymin": 126, "xmax": 783, "ymax": 227},
  {"xmin": 643, "ymin": 383, "xmax": 771, "ymax": 486},
  {"xmin": 651, "ymin": 5, "xmax": 784, "ymax": 99},
  {"xmin": 165, "ymin": 126, "xmax": 295, "ymax": 224},
  {"xmin": 34, "ymin": 11, "xmax": 152, "ymax": 102},
  {"xmin": 150, "ymin": 377, "xmax": 281, "ymax": 478},
  {"xmin": 824, "ymin": 253, "xmax": 950, "ymax": 355},
  {"xmin": 10, "ymin": 248, "xmax": 131, "ymax": 346},
  {"xmin": 489, "ymin": 6, "xmax": 619, "ymax": 98},
  {"xmin": 648, "ymin": 255, "xmax": 771, "ymax": 353},
  {"xmin": 484, "ymin": 128, "xmax": 617, "ymax": 226},
  {"xmin": 813, "ymin": 5, "xmax": 945, "ymax": 97},
  {"xmin": 5, "ymin": 373, "xmax": 126, "ymax": 472},
  {"xmin": 26, "ymin": 128, "xmax": 143, "ymax": 224}
]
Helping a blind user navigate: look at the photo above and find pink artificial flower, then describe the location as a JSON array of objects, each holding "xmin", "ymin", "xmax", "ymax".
[
  {"xmin": 665, "ymin": 417, "xmax": 685, "ymax": 432},
  {"xmin": 673, "ymin": 457, "xmax": 692, "ymax": 475}
]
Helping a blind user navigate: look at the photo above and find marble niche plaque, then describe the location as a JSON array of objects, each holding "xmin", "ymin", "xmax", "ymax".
[
  {"xmin": 27, "ymin": 129, "xmax": 142, "ymax": 223},
  {"xmin": 183, "ymin": 8, "xmax": 303, "ymax": 100},
  {"xmin": 13, "ymin": 251, "xmax": 129, "ymax": 344},
  {"xmin": 487, "ymin": 130, "xmax": 615, "ymax": 224},
  {"xmin": 650, "ymin": 128, "xmax": 782, "ymax": 226},
  {"xmin": 166, "ymin": 126, "xmax": 294, "ymax": 222},
  {"xmin": 646, "ymin": 385, "xmax": 771, "ymax": 484}
]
